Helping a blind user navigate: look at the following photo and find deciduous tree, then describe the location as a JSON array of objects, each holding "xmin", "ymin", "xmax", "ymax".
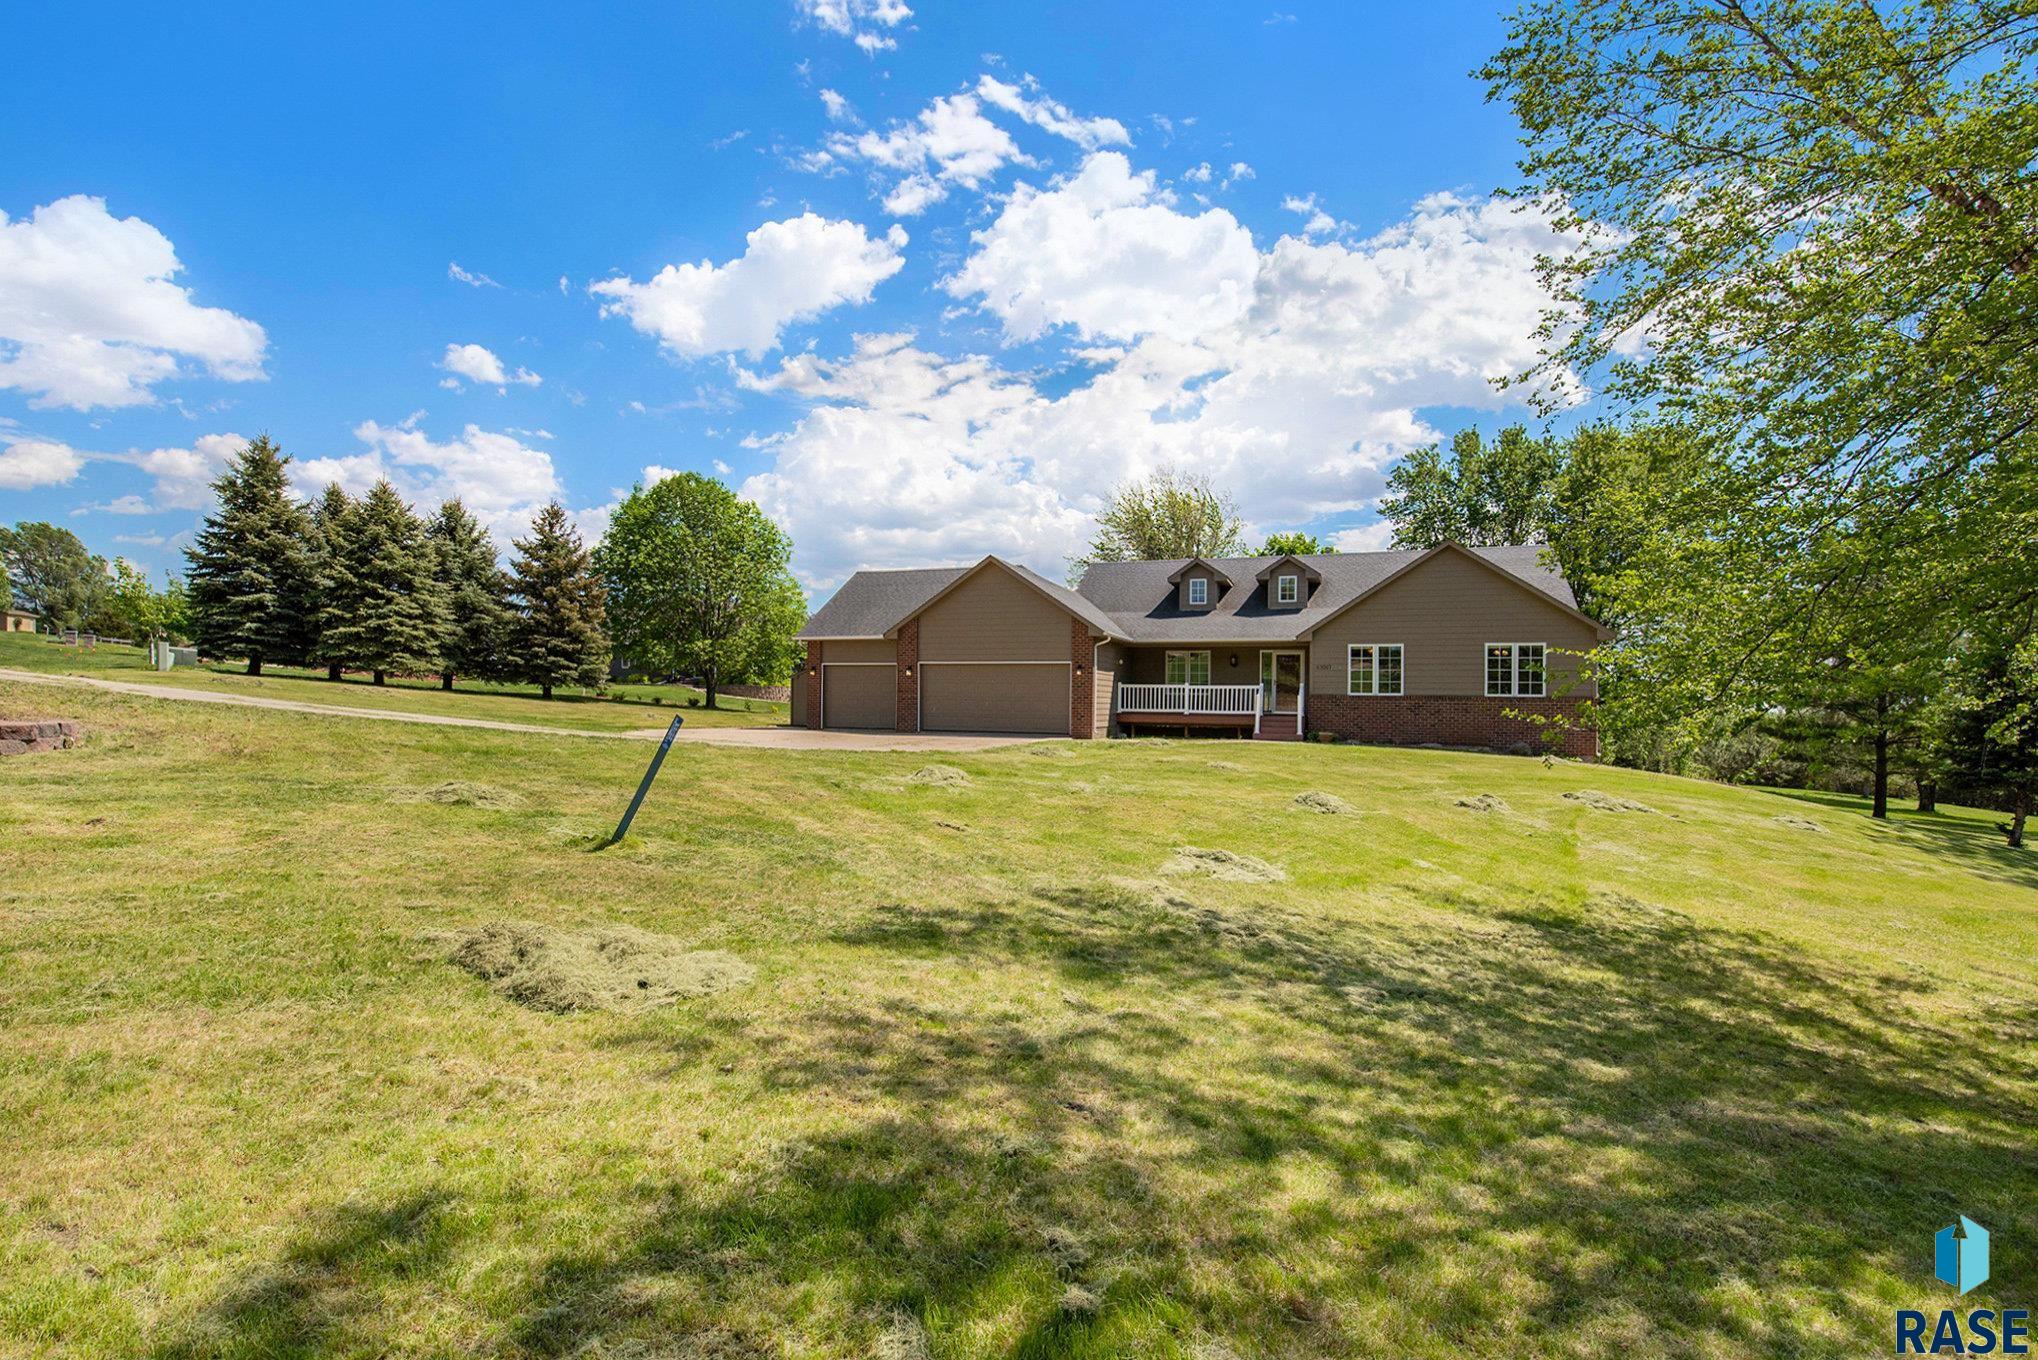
[
  {"xmin": 595, "ymin": 472, "xmax": 799, "ymax": 706},
  {"xmin": 0, "ymin": 522, "xmax": 105, "ymax": 630},
  {"xmin": 1073, "ymin": 468, "xmax": 1245, "ymax": 576}
]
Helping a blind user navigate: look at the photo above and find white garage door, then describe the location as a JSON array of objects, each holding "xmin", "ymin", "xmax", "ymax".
[{"xmin": 920, "ymin": 663, "xmax": 1069, "ymax": 735}]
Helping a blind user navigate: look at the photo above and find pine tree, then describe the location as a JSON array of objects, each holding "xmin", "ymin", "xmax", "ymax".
[
  {"xmin": 307, "ymin": 483, "xmax": 357, "ymax": 681},
  {"xmin": 427, "ymin": 499, "xmax": 511, "ymax": 690},
  {"xmin": 510, "ymin": 502, "xmax": 609, "ymax": 699},
  {"xmin": 185, "ymin": 436, "xmax": 315, "ymax": 675},
  {"xmin": 319, "ymin": 480, "xmax": 447, "ymax": 686}
]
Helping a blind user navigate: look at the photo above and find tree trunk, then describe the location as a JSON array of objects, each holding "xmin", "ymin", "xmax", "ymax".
[
  {"xmin": 705, "ymin": 667, "xmax": 718, "ymax": 710},
  {"xmin": 1917, "ymin": 781, "xmax": 1937, "ymax": 814},
  {"xmin": 2009, "ymin": 791, "xmax": 2029, "ymax": 849},
  {"xmin": 327, "ymin": 662, "xmax": 342, "ymax": 682},
  {"xmin": 247, "ymin": 656, "xmax": 262, "ymax": 677},
  {"xmin": 1871, "ymin": 701, "xmax": 1889, "ymax": 820},
  {"xmin": 373, "ymin": 670, "xmax": 386, "ymax": 687},
  {"xmin": 441, "ymin": 672, "xmax": 453, "ymax": 691},
  {"xmin": 542, "ymin": 681, "xmax": 553, "ymax": 700}
]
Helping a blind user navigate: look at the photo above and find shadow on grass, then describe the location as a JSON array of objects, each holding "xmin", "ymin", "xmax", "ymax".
[
  {"xmin": 150, "ymin": 1193, "xmax": 464, "ymax": 1359},
  {"xmin": 155, "ymin": 888, "xmax": 2038, "ymax": 1357},
  {"xmin": 1762, "ymin": 786, "xmax": 2037, "ymax": 889}
]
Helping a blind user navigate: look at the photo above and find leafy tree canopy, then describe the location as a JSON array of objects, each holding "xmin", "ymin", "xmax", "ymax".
[
  {"xmin": 0, "ymin": 521, "xmax": 105, "ymax": 629},
  {"xmin": 1074, "ymin": 468, "xmax": 1245, "ymax": 576},
  {"xmin": 1259, "ymin": 532, "xmax": 1333, "ymax": 557}
]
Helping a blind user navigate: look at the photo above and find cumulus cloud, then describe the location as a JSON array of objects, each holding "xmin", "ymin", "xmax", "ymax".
[
  {"xmin": 0, "ymin": 195, "xmax": 267, "ymax": 410},
  {"xmin": 295, "ymin": 420, "xmax": 573, "ymax": 545},
  {"xmin": 1281, "ymin": 192, "xmax": 1341, "ymax": 238},
  {"xmin": 118, "ymin": 431, "xmax": 249, "ymax": 510},
  {"xmin": 591, "ymin": 213, "xmax": 907, "ymax": 358},
  {"xmin": 819, "ymin": 88, "xmax": 856, "ymax": 123},
  {"xmin": 944, "ymin": 152, "xmax": 1260, "ymax": 343},
  {"xmin": 739, "ymin": 170, "xmax": 1589, "ymax": 589},
  {"xmin": 815, "ymin": 76, "xmax": 1126, "ymax": 216},
  {"xmin": 438, "ymin": 342, "xmax": 541, "ymax": 390},
  {"xmin": 796, "ymin": 0, "xmax": 910, "ymax": 51},
  {"xmin": 0, "ymin": 438, "xmax": 86, "ymax": 490}
]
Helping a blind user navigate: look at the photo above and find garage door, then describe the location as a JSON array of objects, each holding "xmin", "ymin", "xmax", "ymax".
[
  {"xmin": 822, "ymin": 664, "xmax": 895, "ymax": 729},
  {"xmin": 921, "ymin": 663, "xmax": 1069, "ymax": 735}
]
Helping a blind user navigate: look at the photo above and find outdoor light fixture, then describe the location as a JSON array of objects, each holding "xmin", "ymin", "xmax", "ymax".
[
  {"xmin": 1229, "ymin": 652, "xmax": 1239, "ymax": 667},
  {"xmin": 905, "ymin": 666, "xmax": 914, "ymax": 677},
  {"xmin": 807, "ymin": 666, "xmax": 816, "ymax": 676}
]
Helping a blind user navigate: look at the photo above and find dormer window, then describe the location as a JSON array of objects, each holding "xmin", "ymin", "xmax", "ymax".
[
  {"xmin": 1188, "ymin": 577, "xmax": 1208, "ymax": 606},
  {"xmin": 1275, "ymin": 575, "xmax": 1299, "ymax": 605}
]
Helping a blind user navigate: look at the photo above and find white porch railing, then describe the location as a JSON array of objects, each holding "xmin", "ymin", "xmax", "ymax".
[{"xmin": 1116, "ymin": 683, "xmax": 1263, "ymax": 718}]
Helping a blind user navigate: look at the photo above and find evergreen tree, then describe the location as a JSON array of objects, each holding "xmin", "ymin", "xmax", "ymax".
[
  {"xmin": 427, "ymin": 498, "xmax": 511, "ymax": 690},
  {"xmin": 307, "ymin": 484, "xmax": 357, "ymax": 681},
  {"xmin": 318, "ymin": 480, "xmax": 446, "ymax": 686},
  {"xmin": 510, "ymin": 502, "xmax": 609, "ymax": 699},
  {"xmin": 184, "ymin": 436, "xmax": 315, "ymax": 675}
]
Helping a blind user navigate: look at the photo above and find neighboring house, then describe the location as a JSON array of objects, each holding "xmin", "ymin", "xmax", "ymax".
[
  {"xmin": 2, "ymin": 608, "xmax": 38, "ymax": 634},
  {"xmin": 792, "ymin": 543, "xmax": 1610, "ymax": 757}
]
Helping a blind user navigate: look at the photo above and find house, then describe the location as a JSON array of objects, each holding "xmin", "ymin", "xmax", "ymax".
[
  {"xmin": 2, "ymin": 608, "xmax": 37, "ymax": 634},
  {"xmin": 791, "ymin": 543, "xmax": 1611, "ymax": 757}
]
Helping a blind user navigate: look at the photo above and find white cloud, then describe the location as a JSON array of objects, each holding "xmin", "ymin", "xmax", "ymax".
[
  {"xmin": 1223, "ymin": 162, "xmax": 1254, "ymax": 187},
  {"xmin": 713, "ymin": 458, "xmax": 733, "ymax": 475},
  {"xmin": 740, "ymin": 180, "xmax": 1588, "ymax": 589},
  {"xmin": 1331, "ymin": 521, "xmax": 1396, "ymax": 552},
  {"xmin": 1281, "ymin": 193, "xmax": 1341, "ymax": 238},
  {"xmin": 0, "ymin": 195, "xmax": 267, "ymax": 410},
  {"xmin": 0, "ymin": 438, "xmax": 85, "ymax": 490},
  {"xmin": 120, "ymin": 431, "xmax": 248, "ymax": 510},
  {"xmin": 295, "ymin": 421, "xmax": 573, "ymax": 545},
  {"xmin": 1183, "ymin": 162, "xmax": 1213, "ymax": 184},
  {"xmin": 819, "ymin": 88, "xmax": 856, "ymax": 123},
  {"xmin": 975, "ymin": 75, "xmax": 1131, "ymax": 149},
  {"xmin": 796, "ymin": 0, "xmax": 910, "ymax": 51},
  {"xmin": 437, "ymin": 342, "xmax": 541, "ymax": 390},
  {"xmin": 944, "ymin": 152, "xmax": 1260, "ymax": 343},
  {"xmin": 590, "ymin": 213, "xmax": 907, "ymax": 358},
  {"xmin": 642, "ymin": 463, "xmax": 685, "ymax": 485},
  {"xmin": 114, "ymin": 531, "xmax": 169, "ymax": 547},
  {"xmin": 447, "ymin": 261, "xmax": 501, "ymax": 288}
]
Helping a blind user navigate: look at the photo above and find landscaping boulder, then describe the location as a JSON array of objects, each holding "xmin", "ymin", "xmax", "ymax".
[{"xmin": 0, "ymin": 720, "xmax": 82, "ymax": 756}]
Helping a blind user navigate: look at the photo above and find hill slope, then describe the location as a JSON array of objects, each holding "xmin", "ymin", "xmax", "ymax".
[{"xmin": 1, "ymin": 678, "xmax": 2032, "ymax": 1358}]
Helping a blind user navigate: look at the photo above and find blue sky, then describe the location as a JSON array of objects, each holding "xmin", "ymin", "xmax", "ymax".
[{"xmin": 0, "ymin": 1, "xmax": 1583, "ymax": 598}]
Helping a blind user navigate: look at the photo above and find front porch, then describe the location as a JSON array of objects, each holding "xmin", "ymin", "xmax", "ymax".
[{"xmin": 1109, "ymin": 646, "xmax": 1309, "ymax": 740}]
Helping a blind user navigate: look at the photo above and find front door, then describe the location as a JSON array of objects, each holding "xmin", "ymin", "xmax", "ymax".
[{"xmin": 1259, "ymin": 650, "xmax": 1303, "ymax": 713}]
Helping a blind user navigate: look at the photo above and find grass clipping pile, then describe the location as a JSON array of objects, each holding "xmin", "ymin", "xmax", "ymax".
[{"xmin": 444, "ymin": 921, "xmax": 753, "ymax": 1014}]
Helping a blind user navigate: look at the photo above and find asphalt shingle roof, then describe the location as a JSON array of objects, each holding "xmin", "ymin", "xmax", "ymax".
[{"xmin": 800, "ymin": 545, "xmax": 1584, "ymax": 644}]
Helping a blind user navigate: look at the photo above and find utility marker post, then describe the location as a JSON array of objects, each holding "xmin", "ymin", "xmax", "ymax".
[{"xmin": 607, "ymin": 714, "xmax": 684, "ymax": 846}]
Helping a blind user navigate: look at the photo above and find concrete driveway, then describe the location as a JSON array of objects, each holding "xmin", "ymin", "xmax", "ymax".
[{"xmin": 0, "ymin": 668, "xmax": 1047, "ymax": 751}]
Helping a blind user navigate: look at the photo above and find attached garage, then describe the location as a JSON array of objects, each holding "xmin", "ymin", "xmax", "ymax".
[
  {"xmin": 920, "ymin": 662, "xmax": 1069, "ymax": 735},
  {"xmin": 821, "ymin": 664, "xmax": 895, "ymax": 730}
]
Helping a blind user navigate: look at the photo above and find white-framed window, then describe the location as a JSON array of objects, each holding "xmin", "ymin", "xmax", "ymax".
[
  {"xmin": 1348, "ymin": 644, "xmax": 1404, "ymax": 695},
  {"xmin": 1275, "ymin": 574, "xmax": 1299, "ymax": 604},
  {"xmin": 1165, "ymin": 650, "xmax": 1212, "ymax": 686},
  {"xmin": 1486, "ymin": 643, "xmax": 1547, "ymax": 697},
  {"xmin": 1187, "ymin": 576, "xmax": 1208, "ymax": 606}
]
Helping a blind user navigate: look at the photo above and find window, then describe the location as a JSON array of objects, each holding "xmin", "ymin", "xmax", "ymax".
[
  {"xmin": 1165, "ymin": 650, "xmax": 1212, "ymax": 685},
  {"xmin": 1275, "ymin": 574, "xmax": 1299, "ymax": 604},
  {"xmin": 1187, "ymin": 576, "xmax": 1208, "ymax": 606},
  {"xmin": 1486, "ymin": 643, "xmax": 1547, "ymax": 697},
  {"xmin": 1348, "ymin": 644, "xmax": 1404, "ymax": 695}
]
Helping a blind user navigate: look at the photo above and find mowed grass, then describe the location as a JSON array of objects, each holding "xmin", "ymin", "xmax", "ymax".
[
  {"xmin": 0, "ymin": 633, "xmax": 786, "ymax": 731},
  {"xmin": 1, "ymin": 678, "xmax": 2034, "ymax": 1359}
]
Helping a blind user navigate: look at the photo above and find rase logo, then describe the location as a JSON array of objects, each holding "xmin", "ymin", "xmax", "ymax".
[{"xmin": 1897, "ymin": 1218, "xmax": 2028, "ymax": 1355}]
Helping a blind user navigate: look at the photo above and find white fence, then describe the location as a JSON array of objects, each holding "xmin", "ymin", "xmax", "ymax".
[{"xmin": 1115, "ymin": 683, "xmax": 1263, "ymax": 716}]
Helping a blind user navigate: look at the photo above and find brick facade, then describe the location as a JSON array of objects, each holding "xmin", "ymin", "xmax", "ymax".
[
  {"xmin": 1305, "ymin": 693, "xmax": 1598, "ymax": 760},
  {"xmin": 1068, "ymin": 617, "xmax": 1096, "ymax": 740},
  {"xmin": 895, "ymin": 618, "xmax": 920, "ymax": 732},
  {"xmin": 803, "ymin": 642, "xmax": 823, "ymax": 730}
]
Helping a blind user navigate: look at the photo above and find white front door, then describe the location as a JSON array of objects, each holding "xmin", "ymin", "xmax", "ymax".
[{"xmin": 1259, "ymin": 650, "xmax": 1303, "ymax": 713}]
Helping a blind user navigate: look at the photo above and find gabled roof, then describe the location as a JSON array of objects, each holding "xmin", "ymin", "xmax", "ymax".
[
  {"xmin": 798, "ymin": 555, "xmax": 1116, "ymax": 642},
  {"xmin": 1073, "ymin": 543, "xmax": 1601, "ymax": 643},
  {"xmin": 801, "ymin": 542, "xmax": 1605, "ymax": 647},
  {"xmin": 1165, "ymin": 557, "xmax": 1234, "ymax": 587},
  {"xmin": 1254, "ymin": 555, "xmax": 1323, "ymax": 585},
  {"xmin": 798, "ymin": 565, "xmax": 970, "ymax": 640}
]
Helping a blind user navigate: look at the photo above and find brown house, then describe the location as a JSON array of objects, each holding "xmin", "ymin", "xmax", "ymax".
[{"xmin": 793, "ymin": 543, "xmax": 1610, "ymax": 757}]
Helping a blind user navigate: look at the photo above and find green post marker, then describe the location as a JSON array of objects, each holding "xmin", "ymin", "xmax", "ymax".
[{"xmin": 607, "ymin": 714, "xmax": 684, "ymax": 846}]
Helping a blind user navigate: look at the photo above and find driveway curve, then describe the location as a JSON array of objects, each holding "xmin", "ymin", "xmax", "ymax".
[{"xmin": 0, "ymin": 668, "xmax": 1045, "ymax": 752}]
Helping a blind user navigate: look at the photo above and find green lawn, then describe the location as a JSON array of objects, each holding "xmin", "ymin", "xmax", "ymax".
[
  {"xmin": 1, "ymin": 675, "xmax": 2033, "ymax": 1358},
  {"xmin": 0, "ymin": 633, "xmax": 786, "ymax": 731}
]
